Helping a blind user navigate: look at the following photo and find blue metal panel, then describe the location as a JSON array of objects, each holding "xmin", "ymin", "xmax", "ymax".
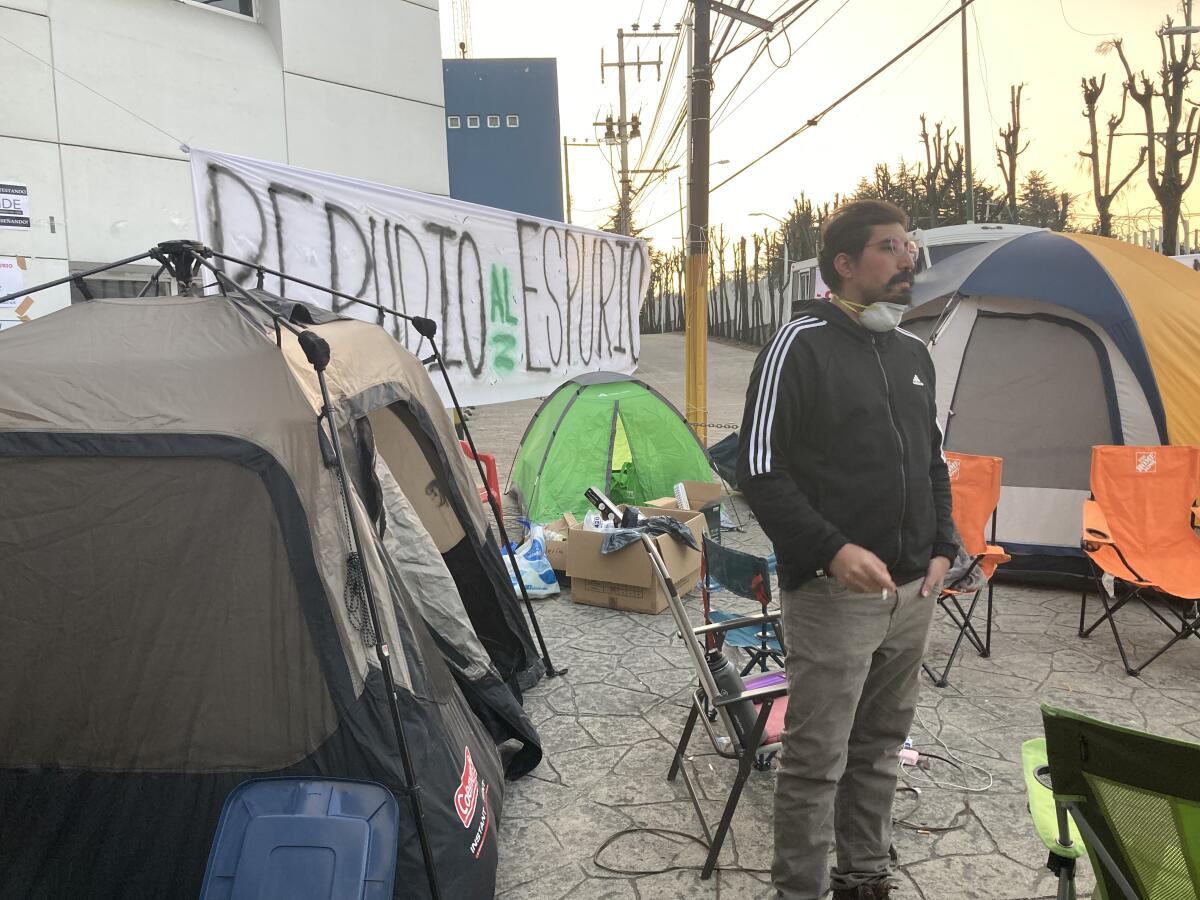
[{"xmin": 442, "ymin": 59, "xmax": 565, "ymax": 221}]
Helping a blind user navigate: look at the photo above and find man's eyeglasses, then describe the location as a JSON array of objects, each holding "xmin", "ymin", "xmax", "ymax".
[{"xmin": 868, "ymin": 236, "xmax": 919, "ymax": 262}]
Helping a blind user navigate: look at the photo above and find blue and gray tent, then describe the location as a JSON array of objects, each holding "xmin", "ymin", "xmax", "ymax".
[{"xmin": 905, "ymin": 230, "xmax": 1200, "ymax": 573}]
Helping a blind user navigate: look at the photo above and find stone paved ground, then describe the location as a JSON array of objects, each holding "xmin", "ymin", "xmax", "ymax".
[{"xmin": 467, "ymin": 334, "xmax": 1200, "ymax": 900}]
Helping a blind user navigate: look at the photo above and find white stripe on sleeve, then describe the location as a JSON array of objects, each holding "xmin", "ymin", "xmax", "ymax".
[{"xmin": 747, "ymin": 317, "xmax": 826, "ymax": 476}]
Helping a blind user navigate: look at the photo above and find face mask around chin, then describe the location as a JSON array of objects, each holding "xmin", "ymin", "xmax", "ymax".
[
  {"xmin": 836, "ymin": 297, "xmax": 907, "ymax": 332},
  {"xmin": 857, "ymin": 302, "xmax": 906, "ymax": 332}
]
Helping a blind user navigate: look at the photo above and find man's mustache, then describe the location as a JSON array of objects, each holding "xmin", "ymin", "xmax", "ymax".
[{"xmin": 889, "ymin": 273, "xmax": 914, "ymax": 287}]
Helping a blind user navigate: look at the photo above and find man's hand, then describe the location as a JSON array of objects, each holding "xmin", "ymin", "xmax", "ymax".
[
  {"xmin": 921, "ymin": 555, "xmax": 952, "ymax": 597},
  {"xmin": 829, "ymin": 544, "xmax": 897, "ymax": 594}
]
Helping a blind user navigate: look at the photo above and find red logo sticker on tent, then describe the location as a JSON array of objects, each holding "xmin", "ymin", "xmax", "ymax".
[
  {"xmin": 947, "ymin": 459, "xmax": 961, "ymax": 481},
  {"xmin": 455, "ymin": 747, "xmax": 480, "ymax": 828},
  {"xmin": 1136, "ymin": 452, "xmax": 1157, "ymax": 474}
]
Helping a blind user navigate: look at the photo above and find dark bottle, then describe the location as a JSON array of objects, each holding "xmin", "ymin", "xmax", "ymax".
[{"xmin": 706, "ymin": 650, "xmax": 760, "ymax": 748}]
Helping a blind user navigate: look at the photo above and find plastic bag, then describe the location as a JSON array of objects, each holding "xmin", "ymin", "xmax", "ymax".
[{"xmin": 501, "ymin": 520, "xmax": 560, "ymax": 598}]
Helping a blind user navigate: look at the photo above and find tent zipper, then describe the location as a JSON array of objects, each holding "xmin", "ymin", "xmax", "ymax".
[{"xmin": 872, "ymin": 340, "xmax": 907, "ymax": 568}]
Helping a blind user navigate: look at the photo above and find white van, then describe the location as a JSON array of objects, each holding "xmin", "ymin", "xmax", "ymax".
[{"xmin": 788, "ymin": 222, "xmax": 1044, "ymax": 312}]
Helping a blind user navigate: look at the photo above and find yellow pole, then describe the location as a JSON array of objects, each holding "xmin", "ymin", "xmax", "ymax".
[{"xmin": 685, "ymin": 252, "xmax": 708, "ymax": 446}]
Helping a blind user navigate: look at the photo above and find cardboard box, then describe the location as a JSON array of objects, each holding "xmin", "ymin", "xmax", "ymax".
[
  {"xmin": 644, "ymin": 496, "xmax": 680, "ymax": 510},
  {"xmin": 566, "ymin": 506, "xmax": 704, "ymax": 614},
  {"xmin": 677, "ymin": 480, "xmax": 722, "ymax": 511},
  {"xmin": 644, "ymin": 480, "xmax": 722, "ymax": 512},
  {"xmin": 542, "ymin": 512, "xmax": 576, "ymax": 572}
]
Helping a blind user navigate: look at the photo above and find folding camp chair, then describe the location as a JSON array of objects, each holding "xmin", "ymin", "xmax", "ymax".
[
  {"xmin": 200, "ymin": 777, "xmax": 400, "ymax": 900},
  {"xmin": 642, "ymin": 534, "xmax": 787, "ymax": 880},
  {"xmin": 702, "ymin": 535, "xmax": 785, "ymax": 676},
  {"xmin": 460, "ymin": 439, "xmax": 503, "ymax": 522},
  {"xmin": 1021, "ymin": 736, "xmax": 1093, "ymax": 900},
  {"xmin": 1078, "ymin": 445, "xmax": 1200, "ymax": 676},
  {"xmin": 1031, "ymin": 703, "xmax": 1200, "ymax": 899},
  {"xmin": 923, "ymin": 451, "xmax": 1010, "ymax": 687}
]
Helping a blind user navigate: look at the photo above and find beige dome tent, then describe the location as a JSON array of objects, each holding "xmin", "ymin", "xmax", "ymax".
[{"xmin": 0, "ymin": 286, "xmax": 541, "ymax": 898}]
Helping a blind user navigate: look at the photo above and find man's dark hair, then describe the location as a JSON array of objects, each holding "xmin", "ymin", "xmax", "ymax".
[{"xmin": 817, "ymin": 199, "xmax": 909, "ymax": 293}]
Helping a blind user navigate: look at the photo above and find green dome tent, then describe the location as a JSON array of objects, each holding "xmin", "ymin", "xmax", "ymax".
[{"xmin": 510, "ymin": 372, "xmax": 715, "ymax": 522}]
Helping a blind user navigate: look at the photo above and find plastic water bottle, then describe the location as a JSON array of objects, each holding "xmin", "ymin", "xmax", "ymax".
[{"xmin": 706, "ymin": 650, "xmax": 760, "ymax": 746}]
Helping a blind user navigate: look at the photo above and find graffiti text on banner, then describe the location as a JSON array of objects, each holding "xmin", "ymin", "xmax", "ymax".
[{"xmin": 189, "ymin": 149, "xmax": 648, "ymax": 406}]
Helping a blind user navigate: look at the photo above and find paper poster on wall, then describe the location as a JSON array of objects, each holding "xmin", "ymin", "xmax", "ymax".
[
  {"xmin": 0, "ymin": 184, "xmax": 31, "ymax": 230},
  {"xmin": 0, "ymin": 256, "xmax": 24, "ymax": 303},
  {"xmin": 189, "ymin": 148, "xmax": 648, "ymax": 407}
]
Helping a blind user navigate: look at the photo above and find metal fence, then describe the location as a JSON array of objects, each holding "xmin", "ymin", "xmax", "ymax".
[{"xmin": 641, "ymin": 234, "xmax": 792, "ymax": 347}]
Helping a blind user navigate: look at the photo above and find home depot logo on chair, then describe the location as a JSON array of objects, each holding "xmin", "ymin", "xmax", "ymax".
[
  {"xmin": 1136, "ymin": 451, "xmax": 1157, "ymax": 474},
  {"xmin": 455, "ymin": 746, "xmax": 492, "ymax": 858},
  {"xmin": 947, "ymin": 458, "xmax": 961, "ymax": 481}
]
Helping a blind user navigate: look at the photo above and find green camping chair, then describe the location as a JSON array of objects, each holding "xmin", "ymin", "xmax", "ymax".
[{"xmin": 1026, "ymin": 704, "xmax": 1200, "ymax": 900}]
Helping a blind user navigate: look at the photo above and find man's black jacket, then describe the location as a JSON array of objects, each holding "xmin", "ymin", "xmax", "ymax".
[{"xmin": 736, "ymin": 300, "xmax": 956, "ymax": 590}]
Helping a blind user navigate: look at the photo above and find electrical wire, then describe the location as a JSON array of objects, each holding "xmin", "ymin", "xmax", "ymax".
[
  {"xmin": 971, "ymin": 4, "xmax": 1000, "ymax": 133},
  {"xmin": 0, "ymin": 32, "xmax": 188, "ymax": 149},
  {"xmin": 592, "ymin": 826, "xmax": 771, "ymax": 877},
  {"xmin": 630, "ymin": 0, "xmax": 821, "ymax": 218},
  {"xmin": 712, "ymin": 0, "xmax": 847, "ymax": 132},
  {"xmin": 711, "ymin": 0, "xmax": 981, "ymax": 194},
  {"xmin": 1057, "ymin": 0, "xmax": 1117, "ymax": 38},
  {"xmin": 639, "ymin": 0, "xmax": 979, "ymax": 234},
  {"xmin": 902, "ymin": 707, "xmax": 995, "ymax": 793},
  {"xmin": 710, "ymin": 0, "xmax": 824, "ymax": 129}
]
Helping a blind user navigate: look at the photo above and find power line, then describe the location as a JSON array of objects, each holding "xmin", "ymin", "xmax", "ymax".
[
  {"xmin": 971, "ymin": 5, "xmax": 1000, "ymax": 133},
  {"xmin": 712, "ymin": 0, "xmax": 847, "ymax": 132},
  {"xmin": 709, "ymin": 0, "xmax": 823, "ymax": 128},
  {"xmin": 639, "ymin": 0, "xmax": 981, "ymax": 233},
  {"xmin": 631, "ymin": 0, "xmax": 821, "ymax": 214},
  {"xmin": 1057, "ymin": 0, "xmax": 1117, "ymax": 38},
  {"xmin": 712, "ymin": 0, "xmax": 982, "ymax": 193}
]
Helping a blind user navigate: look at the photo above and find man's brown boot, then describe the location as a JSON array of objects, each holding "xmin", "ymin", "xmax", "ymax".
[{"xmin": 831, "ymin": 882, "xmax": 892, "ymax": 900}]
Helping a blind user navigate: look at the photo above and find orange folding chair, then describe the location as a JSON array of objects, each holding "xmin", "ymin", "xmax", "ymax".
[
  {"xmin": 923, "ymin": 452, "xmax": 1011, "ymax": 687},
  {"xmin": 1079, "ymin": 445, "xmax": 1200, "ymax": 676},
  {"xmin": 460, "ymin": 439, "xmax": 502, "ymax": 521}
]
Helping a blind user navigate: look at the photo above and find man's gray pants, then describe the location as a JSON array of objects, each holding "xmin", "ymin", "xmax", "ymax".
[{"xmin": 773, "ymin": 576, "xmax": 934, "ymax": 899}]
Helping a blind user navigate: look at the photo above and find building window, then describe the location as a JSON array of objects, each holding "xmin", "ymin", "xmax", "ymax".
[
  {"xmin": 68, "ymin": 267, "xmax": 175, "ymax": 304},
  {"xmin": 507, "ymin": 115, "xmax": 520, "ymax": 127},
  {"xmin": 486, "ymin": 115, "xmax": 501, "ymax": 128},
  {"xmin": 466, "ymin": 115, "xmax": 480, "ymax": 128},
  {"xmin": 447, "ymin": 115, "xmax": 461, "ymax": 129},
  {"xmin": 178, "ymin": 0, "xmax": 255, "ymax": 18}
]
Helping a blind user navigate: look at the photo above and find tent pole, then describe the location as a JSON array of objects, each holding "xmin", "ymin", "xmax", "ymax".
[
  {"xmin": 187, "ymin": 247, "xmax": 444, "ymax": 900},
  {"xmin": 414, "ymin": 323, "xmax": 567, "ymax": 679},
  {"xmin": 0, "ymin": 250, "xmax": 157, "ymax": 305},
  {"xmin": 204, "ymin": 248, "xmax": 566, "ymax": 680}
]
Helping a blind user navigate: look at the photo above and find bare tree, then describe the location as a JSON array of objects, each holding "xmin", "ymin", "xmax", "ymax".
[
  {"xmin": 996, "ymin": 84, "xmax": 1029, "ymax": 224},
  {"xmin": 919, "ymin": 116, "xmax": 961, "ymax": 227},
  {"xmin": 1112, "ymin": 0, "xmax": 1200, "ymax": 254},
  {"xmin": 1080, "ymin": 74, "xmax": 1147, "ymax": 237}
]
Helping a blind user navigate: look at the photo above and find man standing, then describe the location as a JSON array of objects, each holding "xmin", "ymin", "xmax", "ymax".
[{"xmin": 736, "ymin": 199, "xmax": 955, "ymax": 900}]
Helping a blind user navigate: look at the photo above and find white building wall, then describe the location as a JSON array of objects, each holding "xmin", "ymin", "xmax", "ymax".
[{"xmin": 0, "ymin": 0, "xmax": 448, "ymax": 321}]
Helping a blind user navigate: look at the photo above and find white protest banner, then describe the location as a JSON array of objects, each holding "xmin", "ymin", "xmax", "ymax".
[{"xmin": 189, "ymin": 149, "xmax": 647, "ymax": 406}]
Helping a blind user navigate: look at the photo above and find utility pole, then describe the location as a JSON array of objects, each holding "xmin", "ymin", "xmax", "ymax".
[
  {"xmin": 684, "ymin": 1, "xmax": 772, "ymax": 443},
  {"xmin": 685, "ymin": 0, "xmax": 712, "ymax": 444},
  {"xmin": 601, "ymin": 25, "xmax": 678, "ymax": 235},
  {"xmin": 563, "ymin": 137, "xmax": 572, "ymax": 224},
  {"xmin": 961, "ymin": 0, "xmax": 974, "ymax": 222}
]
